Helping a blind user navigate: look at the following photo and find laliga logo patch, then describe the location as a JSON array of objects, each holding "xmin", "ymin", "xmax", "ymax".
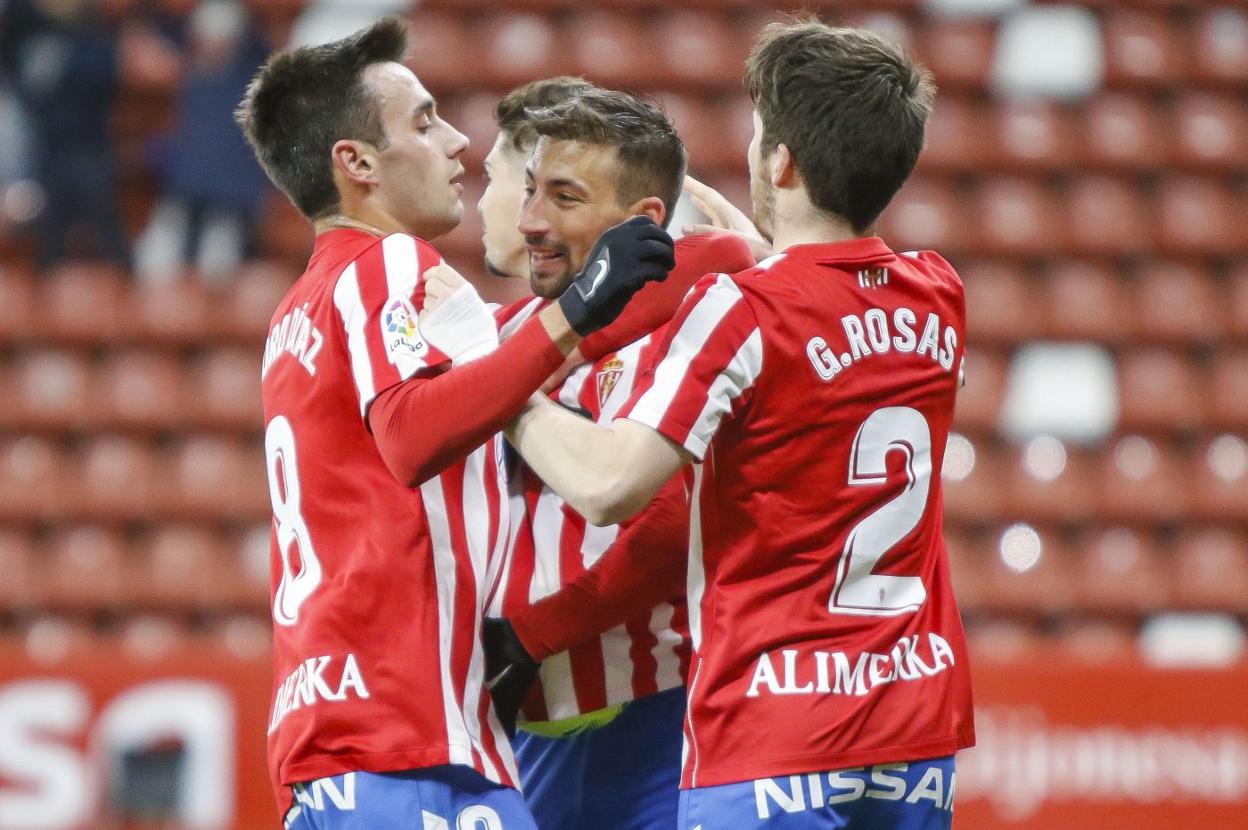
[
  {"xmin": 596, "ymin": 356, "xmax": 624, "ymax": 409},
  {"xmin": 382, "ymin": 297, "xmax": 426, "ymax": 358}
]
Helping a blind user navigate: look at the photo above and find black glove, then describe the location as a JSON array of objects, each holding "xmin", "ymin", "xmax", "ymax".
[
  {"xmin": 482, "ymin": 617, "xmax": 539, "ymax": 738},
  {"xmin": 558, "ymin": 216, "xmax": 676, "ymax": 336}
]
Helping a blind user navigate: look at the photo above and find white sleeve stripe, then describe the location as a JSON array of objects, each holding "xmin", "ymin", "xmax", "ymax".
[
  {"xmin": 630, "ymin": 274, "xmax": 744, "ymax": 426},
  {"xmin": 381, "ymin": 234, "xmax": 428, "ymax": 381},
  {"xmin": 499, "ymin": 297, "xmax": 545, "ymax": 340},
  {"xmin": 331, "ymin": 263, "xmax": 376, "ymax": 417},
  {"xmin": 685, "ymin": 326, "xmax": 764, "ymax": 457}
]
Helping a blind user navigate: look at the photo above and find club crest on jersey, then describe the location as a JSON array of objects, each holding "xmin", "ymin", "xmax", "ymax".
[
  {"xmin": 857, "ymin": 267, "xmax": 889, "ymax": 289},
  {"xmin": 596, "ymin": 357, "xmax": 624, "ymax": 409},
  {"xmin": 382, "ymin": 297, "xmax": 426, "ymax": 358}
]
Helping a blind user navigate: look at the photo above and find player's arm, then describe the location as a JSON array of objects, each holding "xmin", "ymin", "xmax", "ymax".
[
  {"xmin": 365, "ymin": 217, "xmax": 675, "ymax": 486},
  {"xmin": 506, "ymin": 472, "xmax": 689, "ymax": 659},
  {"xmin": 508, "ymin": 272, "xmax": 764, "ymax": 526}
]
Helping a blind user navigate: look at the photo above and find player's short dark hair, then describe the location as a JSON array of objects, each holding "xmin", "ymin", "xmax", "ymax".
[
  {"xmin": 745, "ymin": 19, "xmax": 935, "ymax": 233},
  {"xmin": 234, "ymin": 17, "xmax": 407, "ymax": 219},
  {"xmin": 496, "ymin": 76, "xmax": 595, "ymax": 155},
  {"xmin": 526, "ymin": 89, "xmax": 688, "ymax": 229}
]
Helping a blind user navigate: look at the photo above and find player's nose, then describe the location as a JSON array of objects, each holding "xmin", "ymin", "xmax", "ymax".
[{"xmin": 445, "ymin": 122, "xmax": 469, "ymax": 158}]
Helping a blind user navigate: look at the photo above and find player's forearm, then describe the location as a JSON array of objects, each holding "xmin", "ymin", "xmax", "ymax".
[
  {"xmin": 369, "ymin": 318, "xmax": 571, "ymax": 486},
  {"xmin": 507, "ymin": 405, "xmax": 680, "ymax": 526},
  {"xmin": 510, "ymin": 475, "xmax": 689, "ymax": 659}
]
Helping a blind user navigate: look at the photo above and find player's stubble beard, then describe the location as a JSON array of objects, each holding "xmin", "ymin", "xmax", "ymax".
[
  {"xmin": 524, "ymin": 234, "xmax": 575, "ymax": 299},
  {"xmin": 750, "ymin": 162, "xmax": 776, "ymax": 244}
]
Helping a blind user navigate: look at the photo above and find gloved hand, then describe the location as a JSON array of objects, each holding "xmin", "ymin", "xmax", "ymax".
[
  {"xmin": 558, "ymin": 216, "xmax": 676, "ymax": 336},
  {"xmin": 482, "ymin": 617, "xmax": 539, "ymax": 738},
  {"xmin": 419, "ymin": 269, "xmax": 498, "ymax": 365}
]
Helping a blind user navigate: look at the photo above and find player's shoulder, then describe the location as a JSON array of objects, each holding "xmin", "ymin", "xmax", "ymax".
[
  {"xmin": 895, "ymin": 248, "xmax": 963, "ymax": 292},
  {"xmin": 673, "ymin": 231, "xmax": 757, "ymax": 278},
  {"xmin": 342, "ymin": 231, "xmax": 443, "ymax": 288}
]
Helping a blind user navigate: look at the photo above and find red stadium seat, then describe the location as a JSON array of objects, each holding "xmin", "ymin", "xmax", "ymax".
[
  {"xmin": 1081, "ymin": 92, "xmax": 1167, "ymax": 172},
  {"xmin": 477, "ymin": 13, "xmax": 567, "ymax": 87},
  {"xmin": 1098, "ymin": 434, "xmax": 1189, "ymax": 522},
  {"xmin": 877, "ymin": 177, "xmax": 974, "ymax": 254},
  {"xmin": 973, "ymin": 177, "xmax": 1062, "ymax": 257},
  {"xmin": 952, "ymin": 348, "xmax": 1007, "ymax": 433},
  {"xmin": 434, "ymin": 175, "xmax": 486, "ymax": 265},
  {"xmin": 655, "ymin": 92, "xmax": 737, "ymax": 174},
  {"xmin": 1005, "ymin": 443, "xmax": 1099, "ymax": 524},
  {"xmin": 217, "ymin": 261, "xmax": 297, "ymax": 342},
  {"xmin": 36, "ymin": 262, "xmax": 126, "ymax": 344},
  {"xmin": 1116, "ymin": 348, "xmax": 1208, "ymax": 432},
  {"xmin": 1155, "ymin": 176, "xmax": 1245, "ymax": 256},
  {"xmin": 43, "ymin": 525, "xmax": 131, "ymax": 614},
  {"xmin": 407, "ymin": 11, "xmax": 475, "ymax": 91},
  {"xmin": 222, "ymin": 524, "xmax": 272, "ymax": 612},
  {"xmin": 917, "ymin": 19, "xmax": 996, "ymax": 91},
  {"xmin": 1102, "ymin": 10, "xmax": 1186, "ymax": 88},
  {"xmin": 0, "ymin": 529, "xmax": 41, "ymax": 614},
  {"xmin": 942, "ymin": 435, "xmax": 1008, "ymax": 525},
  {"xmin": 1064, "ymin": 176, "xmax": 1152, "ymax": 257},
  {"xmin": 1190, "ymin": 8, "xmax": 1248, "ymax": 88},
  {"xmin": 1072, "ymin": 526, "xmax": 1169, "ymax": 616},
  {"xmin": 1188, "ymin": 434, "xmax": 1248, "ymax": 523},
  {"xmin": 1172, "ymin": 528, "xmax": 1248, "ymax": 611},
  {"xmin": 138, "ymin": 524, "xmax": 229, "ymax": 612},
  {"xmin": 206, "ymin": 613, "xmax": 272, "ymax": 660},
  {"xmin": 0, "ymin": 266, "xmax": 35, "ymax": 344},
  {"xmin": 21, "ymin": 616, "xmax": 103, "ymax": 664},
  {"xmin": 651, "ymin": 10, "xmax": 744, "ymax": 87},
  {"xmin": 186, "ymin": 349, "xmax": 263, "ymax": 433},
  {"xmin": 965, "ymin": 619, "xmax": 1048, "ymax": 663},
  {"xmin": 9, "ymin": 349, "xmax": 92, "ymax": 432},
  {"xmin": 78, "ymin": 437, "xmax": 161, "ymax": 521},
  {"xmin": 1209, "ymin": 351, "xmax": 1248, "ymax": 430},
  {"xmin": 1053, "ymin": 619, "xmax": 1138, "ymax": 663},
  {"xmin": 1044, "ymin": 260, "xmax": 1134, "ymax": 343},
  {"xmin": 565, "ymin": 11, "xmax": 654, "ymax": 88},
  {"xmin": 130, "ymin": 278, "xmax": 216, "ymax": 346},
  {"xmin": 980, "ymin": 525, "xmax": 1076, "ymax": 617},
  {"xmin": 958, "ymin": 261, "xmax": 1043, "ymax": 346},
  {"xmin": 166, "ymin": 436, "xmax": 268, "ymax": 521},
  {"xmin": 97, "ymin": 350, "xmax": 184, "ymax": 432},
  {"xmin": 1169, "ymin": 93, "xmax": 1248, "ymax": 172},
  {"xmin": 1230, "ymin": 261, "xmax": 1248, "ymax": 342},
  {"xmin": 991, "ymin": 100, "xmax": 1074, "ymax": 173},
  {"xmin": 0, "ymin": 436, "xmax": 65, "ymax": 522},
  {"xmin": 257, "ymin": 193, "xmax": 313, "ymax": 266},
  {"xmin": 917, "ymin": 95, "xmax": 985, "ymax": 174},
  {"xmin": 1133, "ymin": 261, "xmax": 1224, "ymax": 345},
  {"xmin": 942, "ymin": 525, "xmax": 990, "ymax": 614}
]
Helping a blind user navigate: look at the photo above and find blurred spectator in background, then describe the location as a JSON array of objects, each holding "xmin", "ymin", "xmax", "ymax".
[
  {"xmin": 0, "ymin": 0, "xmax": 128, "ymax": 270},
  {"xmin": 134, "ymin": 0, "xmax": 268, "ymax": 282}
]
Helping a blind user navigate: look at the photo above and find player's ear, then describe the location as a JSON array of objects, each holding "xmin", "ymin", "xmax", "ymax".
[
  {"xmin": 332, "ymin": 139, "xmax": 379, "ymax": 186},
  {"xmin": 628, "ymin": 195, "xmax": 666, "ymax": 228},
  {"xmin": 770, "ymin": 143, "xmax": 797, "ymax": 188}
]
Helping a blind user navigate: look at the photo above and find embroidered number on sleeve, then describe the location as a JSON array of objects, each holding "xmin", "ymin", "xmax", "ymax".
[{"xmin": 266, "ymin": 415, "xmax": 323, "ymax": 627}]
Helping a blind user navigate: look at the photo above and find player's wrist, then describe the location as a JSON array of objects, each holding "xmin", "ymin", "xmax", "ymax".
[{"xmin": 537, "ymin": 302, "xmax": 582, "ymax": 355}]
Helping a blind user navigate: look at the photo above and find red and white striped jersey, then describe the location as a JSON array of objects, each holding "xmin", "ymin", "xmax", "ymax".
[
  {"xmin": 262, "ymin": 228, "xmax": 517, "ymax": 811},
  {"xmin": 491, "ymin": 233, "xmax": 753, "ymax": 722},
  {"xmin": 620, "ymin": 237, "xmax": 976, "ymax": 788}
]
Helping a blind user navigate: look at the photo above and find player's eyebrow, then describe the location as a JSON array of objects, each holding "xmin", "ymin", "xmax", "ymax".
[
  {"xmin": 526, "ymin": 164, "xmax": 589, "ymax": 196},
  {"xmin": 412, "ymin": 97, "xmax": 434, "ymax": 119}
]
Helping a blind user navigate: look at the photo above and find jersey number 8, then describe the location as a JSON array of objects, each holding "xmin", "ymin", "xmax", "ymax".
[{"xmin": 266, "ymin": 415, "xmax": 323, "ymax": 626}]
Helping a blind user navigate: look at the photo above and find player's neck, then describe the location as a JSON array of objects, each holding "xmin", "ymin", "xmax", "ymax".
[
  {"xmin": 313, "ymin": 200, "xmax": 409, "ymax": 239},
  {"xmin": 770, "ymin": 208, "xmax": 860, "ymax": 253}
]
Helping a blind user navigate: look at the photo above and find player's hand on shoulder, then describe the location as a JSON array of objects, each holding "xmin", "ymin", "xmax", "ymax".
[
  {"xmin": 682, "ymin": 175, "xmax": 772, "ymax": 263},
  {"xmin": 418, "ymin": 264, "xmax": 498, "ymax": 365},
  {"xmin": 558, "ymin": 216, "xmax": 676, "ymax": 336},
  {"xmin": 482, "ymin": 617, "xmax": 539, "ymax": 738}
]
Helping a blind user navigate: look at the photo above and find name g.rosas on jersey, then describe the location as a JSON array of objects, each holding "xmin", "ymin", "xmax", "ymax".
[
  {"xmin": 262, "ymin": 302, "xmax": 325, "ymax": 380},
  {"xmin": 806, "ymin": 307, "xmax": 958, "ymax": 382}
]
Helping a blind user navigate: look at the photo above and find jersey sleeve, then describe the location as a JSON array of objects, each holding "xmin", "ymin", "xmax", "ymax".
[
  {"xmin": 619, "ymin": 273, "xmax": 764, "ymax": 460},
  {"xmin": 331, "ymin": 233, "xmax": 454, "ymax": 418}
]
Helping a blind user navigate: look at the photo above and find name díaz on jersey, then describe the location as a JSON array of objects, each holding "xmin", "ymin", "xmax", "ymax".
[
  {"xmin": 262, "ymin": 302, "xmax": 324, "ymax": 379},
  {"xmin": 746, "ymin": 633, "xmax": 956, "ymax": 699},
  {"xmin": 268, "ymin": 652, "xmax": 370, "ymax": 734},
  {"xmin": 754, "ymin": 762, "xmax": 955, "ymax": 820},
  {"xmin": 806, "ymin": 307, "xmax": 957, "ymax": 382}
]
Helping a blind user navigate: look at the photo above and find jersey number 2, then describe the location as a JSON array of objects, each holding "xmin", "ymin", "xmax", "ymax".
[
  {"xmin": 266, "ymin": 415, "xmax": 322, "ymax": 627},
  {"xmin": 829, "ymin": 406, "xmax": 931, "ymax": 617}
]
